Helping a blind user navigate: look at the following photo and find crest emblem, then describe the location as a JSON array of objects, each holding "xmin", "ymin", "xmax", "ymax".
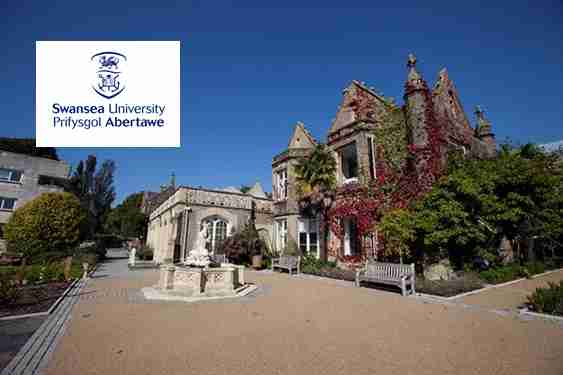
[{"xmin": 91, "ymin": 51, "xmax": 127, "ymax": 99}]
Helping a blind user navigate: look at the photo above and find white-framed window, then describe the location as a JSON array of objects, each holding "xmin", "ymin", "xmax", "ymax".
[
  {"xmin": 298, "ymin": 217, "xmax": 319, "ymax": 258},
  {"xmin": 0, "ymin": 168, "xmax": 23, "ymax": 183},
  {"xmin": 338, "ymin": 142, "xmax": 358, "ymax": 184},
  {"xmin": 202, "ymin": 217, "xmax": 228, "ymax": 253},
  {"xmin": 274, "ymin": 219, "xmax": 288, "ymax": 253},
  {"xmin": 273, "ymin": 169, "xmax": 288, "ymax": 201},
  {"xmin": 0, "ymin": 197, "xmax": 17, "ymax": 211}
]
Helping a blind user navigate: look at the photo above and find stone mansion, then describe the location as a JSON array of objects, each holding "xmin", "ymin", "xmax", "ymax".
[{"xmin": 146, "ymin": 54, "xmax": 496, "ymax": 265}]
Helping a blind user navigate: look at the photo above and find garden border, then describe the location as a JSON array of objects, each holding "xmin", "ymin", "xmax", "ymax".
[
  {"xmin": 415, "ymin": 267, "xmax": 563, "ymax": 301},
  {"xmin": 0, "ymin": 263, "xmax": 98, "ymax": 321},
  {"xmin": 0, "ymin": 279, "xmax": 78, "ymax": 321}
]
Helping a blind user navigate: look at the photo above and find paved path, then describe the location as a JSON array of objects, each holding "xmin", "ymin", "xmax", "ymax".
[{"xmin": 41, "ymin": 255, "xmax": 563, "ymax": 375}]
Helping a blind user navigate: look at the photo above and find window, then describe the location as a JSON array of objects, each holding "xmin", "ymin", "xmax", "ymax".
[
  {"xmin": 273, "ymin": 169, "xmax": 288, "ymax": 201},
  {"xmin": 367, "ymin": 137, "xmax": 376, "ymax": 180},
  {"xmin": 298, "ymin": 217, "xmax": 319, "ymax": 258},
  {"xmin": 0, "ymin": 223, "xmax": 4, "ymax": 239},
  {"xmin": 339, "ymin": 142, "xmax": 358, "ymax": 183},
  {"xmin": 38, "ymin": 175, "xmax": 66, "ymax": 188},
  {"xmin": 0, "ymin": 168, "xmax": 23, "ymax": 183},
  {"xmin": 201, "ymin": 217, "xmax": 229, "ymax": 253},
  {"xmin": 275, "ymin": 219, "xmax": 288, "ymax": 253},
  {"xmin": 0, "ymin": 197, "xmax": 17, "ymax": 211}
]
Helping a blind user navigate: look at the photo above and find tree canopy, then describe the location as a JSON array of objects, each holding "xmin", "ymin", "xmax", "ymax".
[
  {"xmin": 378, "ymin": 144, "xmax": 563, "ymax": 268},
  {"xmin": 67, "ymin": 155, "xmax": 116, "ymax": 238},
  {"xmin": 105, "ymin": 192, "xmax": 148, "ymax": 239}
]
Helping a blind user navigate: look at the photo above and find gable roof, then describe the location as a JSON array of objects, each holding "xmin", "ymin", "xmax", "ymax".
[
  {"xmin": 288, "ymin": 122, "xmax": 317, "ymax": 149},
  {"xmin": 329, "ymin": 81, "xmax": 388, "ymax": 134}
]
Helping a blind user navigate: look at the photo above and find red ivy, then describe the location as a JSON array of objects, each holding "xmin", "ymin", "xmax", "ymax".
[{"xmin": 328, "ymin": 78, "xmax": 447, "ymax": 259}]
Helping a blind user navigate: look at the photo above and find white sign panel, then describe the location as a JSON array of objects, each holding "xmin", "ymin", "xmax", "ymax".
[{"xmin": 36, "ymin": 41, "xmax": 180, "ymax": 147}]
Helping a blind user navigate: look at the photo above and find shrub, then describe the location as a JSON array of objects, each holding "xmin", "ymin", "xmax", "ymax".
[
  {"xmin": 219, "ymin": 223, "xmax": 268, "ymax": 265},
  {"xmin": 0, "ymin": 277, "xmax": 20, "ymax": 305},
  {"xmin": 526, "ymin": 281, "xmax": 563, "ymax": 316},
  {"xmin": 137, "ymin": 245, "xmax": 154, "ymax": 261},
  {"xmin": 301, "ymin": 253, "xmax": 337, "ymax": 274},
  {"xmin": 479, "ymin": 263, "xmax": 526, "ymax": 284},
  {"xmin": 4, "ymin": 192, "xmax": 85, "ymax": 262}
]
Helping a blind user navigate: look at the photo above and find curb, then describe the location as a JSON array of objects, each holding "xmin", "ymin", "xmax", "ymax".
[
  {"xmin": 1, "ymin": 278, "xmax": 86, "ymax": 375},
  {"xmin": 518, "ymin": 308, "xmax": 563, "ymax": 323}
]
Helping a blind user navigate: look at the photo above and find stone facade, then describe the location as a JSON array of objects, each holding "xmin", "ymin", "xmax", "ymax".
[
  {"xmin": 146, "ymin": 184, "xmax": 272, "ymax": 264},
  {"xmin": 0, "ymin": 151, "xmax": 70, "ymax": 253},
  {"xmin": 271, "ymin": 55, "xmax": 497, "ymax": 263}
]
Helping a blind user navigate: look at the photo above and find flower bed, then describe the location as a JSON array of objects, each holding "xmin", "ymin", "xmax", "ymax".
[
  {"xmin": 416, "ymin": 273, "xmax": 484, "ymax": 297},
  {"xmin": 0, "ymin": 281, "xmax": 72, "ymax": 318}
]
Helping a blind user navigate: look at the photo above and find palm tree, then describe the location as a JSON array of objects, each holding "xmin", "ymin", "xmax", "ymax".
[{"xmin": 293, "ymin": 144, "xmax": 337, "ymax": 261}]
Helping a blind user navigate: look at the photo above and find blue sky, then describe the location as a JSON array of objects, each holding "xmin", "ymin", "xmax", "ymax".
[{"xmin": 1, "ymin": 1, "xmax": 562, "ymax": 203}]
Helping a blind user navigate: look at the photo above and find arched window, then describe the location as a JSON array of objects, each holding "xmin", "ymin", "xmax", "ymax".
[{"xmin": 201, "ymin": 217, "xmax": 229, "ymax": 253}]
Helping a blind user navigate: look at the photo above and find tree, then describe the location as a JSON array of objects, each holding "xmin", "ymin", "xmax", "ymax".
[
  {"xmin": 4, "ymin": 192, "xmax": 85, "ymax": 262},
  {"xmin": 399, "ymin": 143, "xmax": 563, "ymax": 268},
  {"xmin": 67, "ymin": 155, "xmax": 116, "ymax": 238},
  {"xmin": 294, "ymin": 144, "xmax": 337, "ymax": 260},
  {"xmin": 105, "ymin": 192, "xmax": 148, "ymax": 238},
  {"xmin": 239, "ymin": 185, "xmax": 251, "ymax": 194}
]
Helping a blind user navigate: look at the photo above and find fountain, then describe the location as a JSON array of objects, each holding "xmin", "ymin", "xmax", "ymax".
[
  {"xmin": 142, "ymin": 222, "xmax": 255, "ymax": 302},
  {"xmin": 183, "ymin": 222, "xmax": 212, "ymax": 267}
]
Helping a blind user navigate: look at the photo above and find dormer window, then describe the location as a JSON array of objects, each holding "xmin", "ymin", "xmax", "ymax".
[
  {"xmin": 338, "ymin": 142, "xmax": 358, "ymax": 184},
  {"xmin": 0, "ymin": 168, "xmax": 23, "ymax": 183}
]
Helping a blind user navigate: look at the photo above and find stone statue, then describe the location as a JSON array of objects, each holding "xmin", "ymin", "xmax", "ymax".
[
  {"xmin": 129, "ymin": 247, "xmax": 136, "ymax": 266},
  {"xmin": 184, "ymin": 222, "xmax": 211, "ymax": 267}
]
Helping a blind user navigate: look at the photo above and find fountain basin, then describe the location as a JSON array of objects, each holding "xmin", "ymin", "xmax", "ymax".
[{"xmin": 157, "ymin": 264, "xmax": 246, "ymax": 297}]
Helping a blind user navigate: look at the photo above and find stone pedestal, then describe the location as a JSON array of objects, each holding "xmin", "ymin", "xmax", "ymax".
[
  {"xmin": 203, "ymin": 267, "xmax": 234, "ymax": 296},
  {"xmin": 157, "ymin": 265, "xmax": 242, "ymax": 297},
  {"xmin": 173, "ymin": 267, "xmax": 203, "ymax": 296},
  {"xmin": 159, "ymin": 265, "xmax": 176, "ymax": 290},
  {"xmin": 223, "ymin": 263, "xmax": 245, "ymax": 286}
]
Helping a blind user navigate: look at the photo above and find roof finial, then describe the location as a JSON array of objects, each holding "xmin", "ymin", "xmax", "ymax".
[
  {"xmin": 474, "ymin": 106, "xmax": 485, "ymax": 120},
  {"xmin": 407, "ymin": 53, "xmax": 417, "ymax": 68}
]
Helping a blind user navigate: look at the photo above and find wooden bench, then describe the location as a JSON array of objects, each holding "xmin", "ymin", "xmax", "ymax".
[
  {"xmin": 271, "ymin": 255, "xmax": 301, "ymax": 275},
  {"xmin": 355, "ymin": 261, "xmax": 415, "ymax": 296}
]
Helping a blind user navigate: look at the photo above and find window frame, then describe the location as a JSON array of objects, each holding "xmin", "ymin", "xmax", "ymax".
[
  {"xmin": 273, "ymin": 168, "xmax": 288, "ymax": 201},
  {"xmin": 298, "ymin": 217, "xmax": 320, "ymax": 258},
  {"xmin": 0, "ymin": 197, "xmax": 17, "ymax": 211},
  {"xmin": 275, "ymin": 219, "xmax": 288, "ymax": 253},
  {"xmin": 338, "ymin": 142, "xmax": 359, "ymax": 184},
  {"xmin": 0, "ymin": 168, "xmax": 23, "ymax": 184}
]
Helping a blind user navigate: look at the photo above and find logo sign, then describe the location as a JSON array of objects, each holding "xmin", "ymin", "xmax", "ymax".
[
  {"xmin": 36, "ymin": 41, "xmax": 180, "ymax": 147},
  {"xmin": 91, "ymin": 51, "xmax": 127, "ymax": 99}
]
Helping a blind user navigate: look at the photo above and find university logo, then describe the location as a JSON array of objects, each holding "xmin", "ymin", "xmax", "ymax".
[{"xmin": 91, "ymin": 51, "xmax": 127, "ymax": 99}]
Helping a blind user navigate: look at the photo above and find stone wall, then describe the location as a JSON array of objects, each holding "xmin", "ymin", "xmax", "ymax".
[{"xmin": 147, "ymin": 186, "xmax": 274, "ymax": 264}]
